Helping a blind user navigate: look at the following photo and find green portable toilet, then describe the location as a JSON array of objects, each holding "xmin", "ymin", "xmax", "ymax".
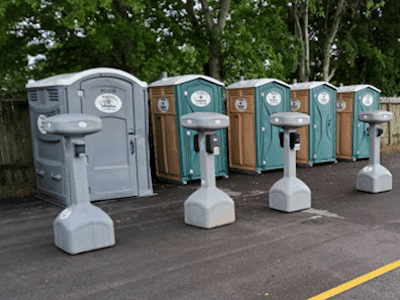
[
  {"xmin": 336, "ymin": 84, "xmax": 381, "ymax": 160},
  {"xmin": 149, "ymin": 74, "xmax": 228, "ymax": 184},
  {"xmin": 226, "ymin": 78, "xmax": 291, "ymax": 173},
  {"xmin": 290, "ymin": 81, "xmax": 337, "ymax": 166}
]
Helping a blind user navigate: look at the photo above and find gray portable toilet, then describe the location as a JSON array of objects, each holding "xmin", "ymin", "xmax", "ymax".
[{"xmin": 26, "ymin": 67, "xmax": 154, "ymax": 207}]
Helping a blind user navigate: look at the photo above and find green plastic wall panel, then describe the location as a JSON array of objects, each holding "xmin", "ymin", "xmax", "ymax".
[
  {"xmin": 175, "ymin": 79, "xmax": 227, "ymax": 182},
  {"xmin": 309, "ymin": 85, "xmax": 337, "ymax": 164},
  {"xmin": 352, "ymin": 88, "xmax": 380, "ymax": 159},
  {"xmin": 255, "ymin": 83, "xmax": 290, "ymax": 171}
]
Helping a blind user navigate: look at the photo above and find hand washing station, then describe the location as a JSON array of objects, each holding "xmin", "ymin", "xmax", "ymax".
[
  {"xmin": 180, "ymin": 112, "xmax": 235, "ymax": 229},
  {"xmin": 356, "ymin": 110, "xmax": 393, "ymax": 193},
  {"xmin": 43, "ymin": 114, "xmax": 115, "ymax": 254},
  {"xmin": 269, "ymin": 112, "xmax": 311, "ymax": 212}
]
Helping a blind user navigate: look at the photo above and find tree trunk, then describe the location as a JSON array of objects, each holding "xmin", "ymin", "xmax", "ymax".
[
  {"xmin": 209, "ymin": 40, "xmax": 222, "ymax": 81},
  {"xmin": 291, "ymin": 0, "xmax": 310, "ymax": 82},
  {"xmin": 195, "ymin": 0, "xmax": 230, "ymax": 81},
  {"xmin": 322, "ymin": 0, "xmax": 346, "ymax": 82}
]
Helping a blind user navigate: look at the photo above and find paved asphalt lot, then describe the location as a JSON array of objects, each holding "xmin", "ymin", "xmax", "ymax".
[{"xmin": 1, "ymin": 152, "xmax": 400, "ymax": 300}]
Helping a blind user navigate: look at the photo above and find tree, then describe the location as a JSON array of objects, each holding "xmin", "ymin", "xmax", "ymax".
[
  {"xmin": 31, "ymin": 0, "xmax": 189, "ymax": 82},
  {"xmin": 315, "ymin": 0, "xmax": 384, "ymax": 82},
  {"xmin": 152, "ymin": 0, "xmax": 299, "ymax": 82},
  {"xmin": 0, "ymin": 1, "xmax": 41, "ymax": 100},
  {"xmin": 333, "ymin": 0, "xmax": 400, "ymax": 95},
  {"xmin": 223, "ymin": 0, "xmax": 299, "ymax": 82},
  {"xmin": 285, "ymin": 0, "xmax": 386, "ymax": 83},
  {"xmin": 289, "ymin": 0, "xmax": 312, "ymax": 82}
]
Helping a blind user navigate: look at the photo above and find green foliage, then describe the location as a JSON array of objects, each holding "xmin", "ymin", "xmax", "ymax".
[
  {"xmin": 1, "ymin": 0, "xmax": 400, "ymax": 98},
  {"xmin": 333, "ymin": 0, "xmax": 400, "ymax": 95},
  {"xmin": 365, "ymin": 0, "xmax": 384, "ymax": 17},
  {"xmin": 223, "ymin": 0, "xmax": 300, "ymax": 83},
  {"xmin": 0, "ymin": 1, "xmax": 41, "ymax": 100}
]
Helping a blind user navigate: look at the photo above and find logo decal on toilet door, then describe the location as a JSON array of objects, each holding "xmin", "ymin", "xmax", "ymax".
[
  {"xmin": 235, "ymin": 98, "xmax": 247, "ymax": 111},
  {"xmin": 157, "ymin": 97, "xmax": 169, "ymax": 113},
  {"xmin": 266, "ymin": 92, "xmax": 281, "ymax": 106},
  {"xmin": 362, "ymin": 94, "xmax": 373, "ymax": 106},
  {"xmin": 95, "ymin": 94, "xmax": 122, "ymax": 113},
  {"xmin": 191, "ymin": 91, "xmax": 211, "ymax": 107},
  {"xmin": 318, "ymin": 92, "xmax": 330, "ymax": 105}
]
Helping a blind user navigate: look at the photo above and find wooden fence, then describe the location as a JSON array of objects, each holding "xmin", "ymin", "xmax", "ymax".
[
  {"xmin": 379, "ymin": 97, "xmax": 400, "ymax": 153},
  {"xmin": 0, "ymin": 96, "xmax": 400, "ymax": 200},
  {"xmin": 0, "ymin": 100, "xmax": 36, "ymax": 199}
]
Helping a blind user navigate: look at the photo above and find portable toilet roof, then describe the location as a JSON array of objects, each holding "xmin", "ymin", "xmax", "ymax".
[
  {"xmin": 26, "ymin": 67, "xmax": 148, "ymax": 88},
  {"xmin": 290, "ymin": 81, "xmax": 337, "ymax": 91},
  {"xmin": 149, "ymin": 74, "xmax": 224, "ymax": 87},
  {"xmin": 337, "ymin": 84, "xmax": 381, "ymax": 93},
  {"xmin": 226, "ymin": 78, "xmax": 291, "ymax": 89}
]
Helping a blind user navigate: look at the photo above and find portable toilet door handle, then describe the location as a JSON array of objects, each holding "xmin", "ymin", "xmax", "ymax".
[
  {"xmin": 36, "ymin": 169, "xmax": 45, "ymax": 177},
  {"xmin": 130, "ymin": 140, "xmax": 134, "ymax": 154},
  {"xmin": 51, "ymin": 173, "xmax": 62, "ymax": 181},
  {"xmin": 326, "ymin": 116, "xmax": 332, "ymax": 139}
]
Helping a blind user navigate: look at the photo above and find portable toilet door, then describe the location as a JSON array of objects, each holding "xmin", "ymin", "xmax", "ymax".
[
  {"xmin": 337, "ymin": 84, "xmax": 381, "ymax": 160},
  {"xmin": 290, "ymin": 81, "xmax": 337, "ymax": 165},
  {"xmin": 226, "ymin": 78, "xmax": 291, "ymax": 173},
  {"xmin": 26, "ymin": 68, "xmax": 154, "ymax": 207},
  {"xmin": 149, "ymin": 74, "xmax": 227, "ymax": 184}
]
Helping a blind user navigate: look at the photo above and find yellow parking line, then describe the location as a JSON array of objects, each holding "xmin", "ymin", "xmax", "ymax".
[{"xmin": 308, "ymin": 259, "xmax": 400, "ymax": 300}]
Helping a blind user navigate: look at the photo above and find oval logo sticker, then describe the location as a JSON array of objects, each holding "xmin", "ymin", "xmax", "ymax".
[
  {"xmin": 362, "ymin": 94, "xmax": 374, "ymax": 106},
  {"xmin": 336, "ymin": 100, "xmax": 347, "ymax": 111},
  {"xmin": 191, "ymin": 91, "xmax": 211, "ymax": 107},
  {"xmin": 266, "ymin": 92, "xmax": 281, "ymax": 106},
  {"xmin": 60, "ymin": 208, "xmax": 72, "ymax": 220},
  {"xmin": 95, "ymin": 94, "xmax": 122, "ymax": 113},
  {"xmin": 235, "ymin": 98, "xmax": 247, "ymax": 111},
  {"xmin": 318, "ymin": 92, "xmax": 330, "ymax": 105},
  {"xmin": 157, "ymin": 97, "xmax": 169, "ymax": 113}
]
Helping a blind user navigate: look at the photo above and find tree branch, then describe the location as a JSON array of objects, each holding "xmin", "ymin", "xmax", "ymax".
[
  {"xmin": 304, "ymin": 0, "xmax": 310, "ymax": 80},
  {"xmin": 323, "ymin": 0, "xmax": 346, "ymax": 81},
  {"xmin": 328, "ymin": 67, "xmax": 336, "ymax": 82},
  {"xmin": 186, "ymin": 0, "xmax": 199, "ymax": 27},
  {"xmin": 199, "ymin": 0, "xmax": 213, "ymax": 31},
  {"xmin": 216, "ymin": 0, "xmax": 231, "ymax": 32},
  {"xmin": 292, "ymin": 1, "xmax": 303, "ymax": 42}
]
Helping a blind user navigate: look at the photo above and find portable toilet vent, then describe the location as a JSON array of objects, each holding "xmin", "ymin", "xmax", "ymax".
[
  {"xmin": 26, "ymin": 67, "xmax": 154, "ymax": 207},
  {"xmin": 336, "ymin": 84, "xmax": 381, "ymax": 160}
]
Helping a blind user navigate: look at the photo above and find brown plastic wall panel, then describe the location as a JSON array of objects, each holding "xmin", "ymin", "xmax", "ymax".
[
  {"xmin": 227, "ymin": 88, "xmax": 257, "ymax": 171},
  {"xmin": 336, "ymin": 92, "xmax": 354, "ymax": 159},
  {"xmin": 149, "ymin": 86, "xmax": 181, "ymax": 180},
  {"xmin": 291, "ymin": 90, "xmax": 309, "ymax": 164}
]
